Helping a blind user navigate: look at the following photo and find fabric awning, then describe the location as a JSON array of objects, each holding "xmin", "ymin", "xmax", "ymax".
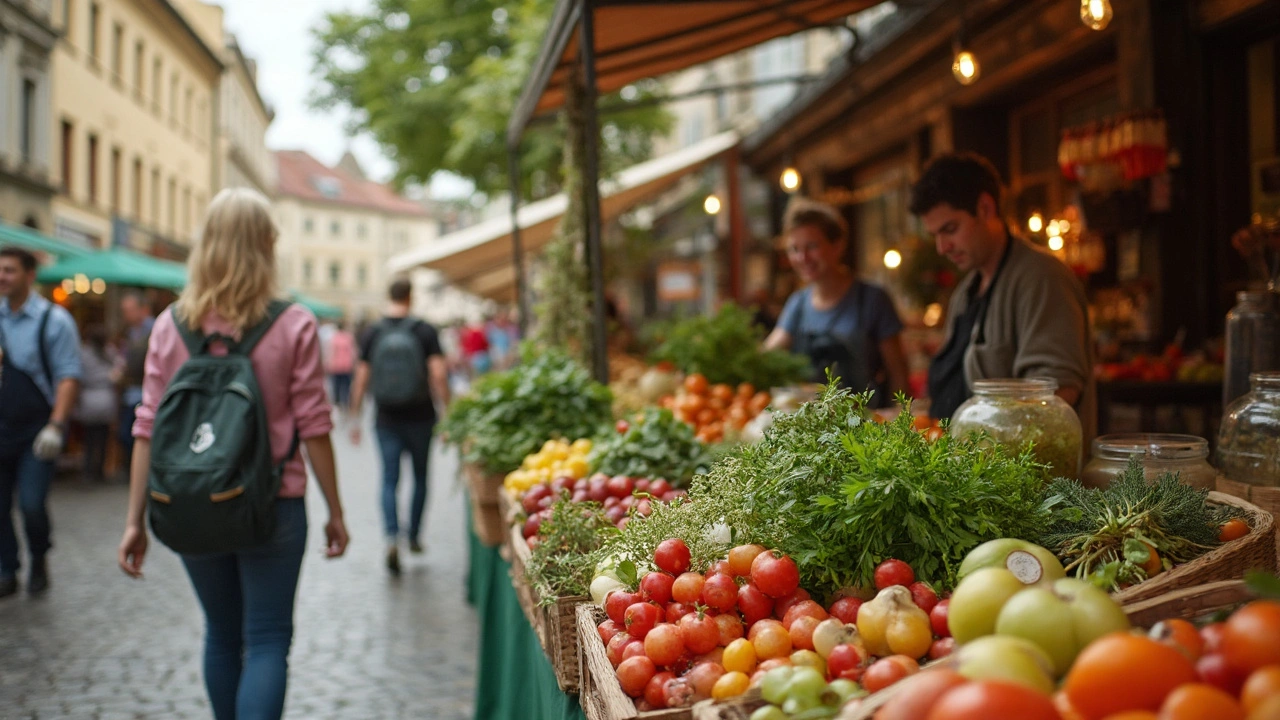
[
  {"xmin": 388, "ymin": 130, "xmax": 739, "ymax": 300},
  {"xmin": 0, "ymin": 221, "xmax": 91, "ymax": 259},
  {"xmin": 37, "ymin": 247, "xmax": 188, "ymax": 290},
  {"xmin": 289, "ymin": 291, "xmax": 344, "ymax": 320},
  {"xmin": 508, "ymin": 0, "xmax": 881, "ymax": 142}
]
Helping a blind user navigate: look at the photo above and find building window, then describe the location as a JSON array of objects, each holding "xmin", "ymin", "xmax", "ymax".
[
  {"xmin": 151, "ymin": 167, "xmax": 160, "ymax": 224},
  {"xmin": 60, "ymin": 121, "xmax": 73, "ymax": 192},
  {"xmin": 87, "ymin": 133, "xmax": 99, "ymax": 204},
  {"xmin": 110, "ymin": 147, "xmax": 121, "ymax": 212},
  {"xmin": 134, "ymin": 40, "xmax": 144, "ymax": 100},
  {"xmin": 132, "ymin": 158, "xmax": 142, "ymax": 219},
  {"xmin": 111, "ymin": 22, "xmax": 123, "ymax": 83},
  {"xmin": 168, "ymin": 177, "xmax": 176, "ymax": 232},
  {"xmin": 184, "ymin": 87, "xmax": 193, "ymax": 135},
  {"xmin": 357, "ymin": 263, "xmax": 368, "ymax": 288},
  {"xmin": 303, "ymin": 216, "xmax": 314, "ymax": 234},
  {"xmin": 330, "ymin": 220, "xmax": 340, "ymax": 236},
  {"xmin": 88, "ymin": 2, "xmax": 100, "ymax": 64},
  {"xmin": 152, "ymin": 56, "xmax": 162, "ymax": 114},
  {"xmin": 329, "ymin": 261, "xmax": 341, "ymax": 288},
  {"xmin": 20, "ymin": 80, "xmax": 36, "ymax": 165},
  {"xmin": 169, "ymin": 73, "xmax": 178, "ymax": 123},
  {"xmin": 183, "ymin": 187, "xmax": 191, "ymax": 236},
  {"xmin": 302, "ymin": 259, "xmax": 313, "ymax": 285}
]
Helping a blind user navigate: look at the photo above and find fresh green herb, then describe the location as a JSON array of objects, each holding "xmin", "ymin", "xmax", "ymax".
[
  {"xmin": 526, "ymin": 498, "xmax": 620, "ymax": 603},
  {"xmin": 646, "ymin": 304, "xmax": 810, "ymax": 388},
  {"xmin": 1038, "ymin": 457, "xmax": 1244, "ymax": 592},
  {"xmin": 590, "ymin": 408, "xmax": 714, "ymax": 485},
  {"xmin": 439, "ymin": 349, "xmax": 612, "ymax": 474}
]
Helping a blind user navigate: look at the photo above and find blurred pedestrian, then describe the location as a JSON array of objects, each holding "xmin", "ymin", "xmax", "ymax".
[
  {"xmin": 460, "ymin": 320, "xmax": 490, "ymax": 377},
  {"xmin": 0, "ymin": 246, "xmax": 82, "ymax": 598},
  {"xmin": 348, "ymin": 279, "xmax": 449, "ymax": 575},
  {"xmin": 326, "ymin": 321, "xmax": 356, "ymax": 415},
  {"xmin": 117, "ymin": 188, "xmax": 348, "ymax": 720},
  {"xmin": 116, "ymin": 291, "xmax": 153, "ymax": 481},
  {"xmin": 485, "ymin": 309, "xmax": 518, "ymax": 371},
  {"xmin": 76, "ymin": 324, "xmax": 117, "ymax": 483}
]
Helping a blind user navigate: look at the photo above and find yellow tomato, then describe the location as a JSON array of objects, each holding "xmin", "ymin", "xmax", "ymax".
[
  {"xmin": 711, "ymin": 672, "xmax": 751, "ymax": 701},
  {"xmin": 722, "ymin": 639, "xmax": 758, "ymax": 675},
  {"xmin": 571, "ymin": 438, "xmax": 592, "ymax": 455},
  {"xmin": 566, "ymin": 457, "xmax": 590, "ymax": 478}
]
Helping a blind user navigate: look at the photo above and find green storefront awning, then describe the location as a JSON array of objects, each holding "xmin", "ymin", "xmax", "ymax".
[
  {"xmin": 36, "ymin": 247, "xmax": 188, "ymax": 290},
  {"xmin": 0, "ymin": 221, "xmax": 92, "ymax": 259},
  {"xmin": 289, "ymin": 291, "xmax": 344, "ymax": 320}
]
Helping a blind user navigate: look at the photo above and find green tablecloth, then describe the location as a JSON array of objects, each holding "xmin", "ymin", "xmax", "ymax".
[{"xmin": 468, "ymin": 521, "xmax": 587, "ymax": 720}]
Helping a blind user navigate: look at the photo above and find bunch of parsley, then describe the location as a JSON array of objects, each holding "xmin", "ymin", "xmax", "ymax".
[{"xmin": 590, "ymin": 408, "xmax": 714, "ymax": 486}]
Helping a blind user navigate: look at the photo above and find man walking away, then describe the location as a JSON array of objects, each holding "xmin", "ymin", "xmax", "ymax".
[
  {"xmin": 0, "ymin": 247, "xmax": 82, "ymax": 597},
  {"xmin": 116, "ymin": 291, "xmax": 153, "ymax": 481},
  {"xmin": 348, "ymin": 279, "xmax": 449, "ymax": 575}
]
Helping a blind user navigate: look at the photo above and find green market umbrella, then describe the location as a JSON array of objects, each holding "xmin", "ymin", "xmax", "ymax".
[
  {"xmin": 0, "ymin": 221, "xmax": 92, "ymax": 259},
  {"xmin": 37, "ymin": 247, "xmax": 187, "ymax": 290},
  {"xmin": 288, "ymin": 291, "xmax": 344, "ymax": 320}
]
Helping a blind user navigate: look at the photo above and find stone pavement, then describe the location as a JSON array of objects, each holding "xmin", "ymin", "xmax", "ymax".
[{"xmin": 0, "ymin": 424, "xmax": 478, "ymax": 720}]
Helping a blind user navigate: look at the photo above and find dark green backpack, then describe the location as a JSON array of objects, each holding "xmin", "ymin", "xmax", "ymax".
[{"xmin": 147, "ymin": 300, "xmax": 299, "ymax": 555}]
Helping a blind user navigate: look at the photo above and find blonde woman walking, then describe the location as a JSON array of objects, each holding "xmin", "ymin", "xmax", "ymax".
[{"xmin": 118, "ymin": 188, "xmax": 348, "ymax": 720}]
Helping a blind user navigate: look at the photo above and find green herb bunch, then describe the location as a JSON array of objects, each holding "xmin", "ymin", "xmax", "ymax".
[
  {"xmin": 1038, "ymin": 458, "xmax": 1244, "ymax": 592},
  {"xmin": 526, "ymin": 497, "xmax": 620, "ymax": 603},
  {"xmin": 439, "ymin": 349, "xmax": 612, "ymax": 474},
  {"xmin": 590, "ymin": 408, "xmax": 714, "ymax": 486},
  {"xmin": 647, "ymin": 304, "xmax": 810, "ymax": 388}
]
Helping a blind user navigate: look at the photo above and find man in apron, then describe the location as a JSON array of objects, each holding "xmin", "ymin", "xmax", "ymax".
[{"xmin": 0, "ymin": 247, "xmax": 82, "ymax": 598}]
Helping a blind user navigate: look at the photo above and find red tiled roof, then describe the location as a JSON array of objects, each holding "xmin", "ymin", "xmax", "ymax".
[{"xmin": 273, "ymin": 150, "xmax": 427, "ymax": 216}]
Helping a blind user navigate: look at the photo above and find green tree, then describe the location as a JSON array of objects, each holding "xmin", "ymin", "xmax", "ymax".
[{"xmin": 310, "ymin": 0, "xmax": 671, "ymax": 198}]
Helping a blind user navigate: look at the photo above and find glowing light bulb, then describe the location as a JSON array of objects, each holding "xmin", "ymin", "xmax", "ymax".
[
  {"xmin": 1047, "ymin": 220, "xmax": 1063, "ymax": 238},
  {"xmin": 1080, "ymin": 0, "xmax": 1113, "ymax": 30},
  {"xmin": 74, "ymin": 273, "xmax": 90, "ymax": 294},
  {"xmin": 1059, "ymin": 220, "xmax": 1071, "ymax": 234},
  {"xmin": 91, "ymin": 278, "xmax": 106, "ymax": 294},
  {"xmin": 952, "ymin": 50, "xmax": 980, "ymax": 85},
  {"xmin": 884, "ymin": 249, "xmax": 903, "ymax": 269},
  {"xmin": 1028, "ymin": 213, "xmax": 1044, "ymax": 233},
  {"xmin": 923, "ymin": 303, "xmax": 943, "ymax": 328},
  {"xmin": 703, "ymin": 195, "xmax": 721, "ymax": 215},
  {"xmin": 1048, "ymin": 236, "xmax": 1065, "ymax": 251},
  {"xmin": 780, "ymin": 167, "xmax": 801, "ymax": 192}
]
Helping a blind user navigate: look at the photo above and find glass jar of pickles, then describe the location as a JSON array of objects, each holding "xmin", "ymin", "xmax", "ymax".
[
  {"xmin": 1217, "ymin": 372, "xmax": 1280, "ymax": 487},
  {"xmin": 1081, "ymin": 434, "xmax": 1215, "ymax": 489},
  {"xmin": 949, "ymin": 377, "xmax": 1083, "ymax": 479}
]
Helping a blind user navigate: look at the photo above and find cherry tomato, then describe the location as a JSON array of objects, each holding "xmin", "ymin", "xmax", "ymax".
[
  {"xmin": 606, "ymin": 632, "xmax": 635, "ymax": 667},
  {"xmin": 679, "ymin": 612, "xmax": 721, "ymax": 655},
  {"xmin": 616, "ymin": 656, "xmax": 656, "ymax": 697},
  {"xmin": 649, "ymin": 479, "xmax": 673, "ymax": 497},
  {"xmin": 701, "ymin": 573, "xmax": 739, "ymax": 612},
  {"xmin": 1151, "ymin": 618, "xmax": 1205, "ymax": 662},
  {"xmin": 615, "ymin": 420, "xmax": 631, "ymax": 434},
  {"xmin": 826, "ymin": 643, "xmax": 868, "ymax": 682},
  {"xmin": 605, "ymin": 591, "xmax": 637, "ymax": 625},
  {"xmin": 624, "ymin": 602, "xmax": 661, "ymax": 640},
  {"xmin": 708, "ymin": 559, "xmax": 732, "ymax": 577},
  {"xmin": 828, "ymin": 596, "xmax": 863, "ymax": 625},
  {"xmin": 640, "ymin": 572, "xmax": 675, "ymax": 605},
  {"xmin": 863, "ymin": 655, "xmax": 919, "ymax": 693},
  {"xmin": 751, "ymin": 551, "xmax": 800, "ymax": 598},
  {"xmin": 728, "ymin": 544, "xmax": 767, "ymax": 577},
  {"xmin": 644, "ymin": 623, "xmax": 686, "ymax": 667},
  {"xmin": 597, "ymin": 619, "xmax": 622, "ymax": 645},
  {"xmin": 909, "ymin": 581, "xmax": 940, "ymax": 613},
  {"xmin": 665, "ymin": 602, "xmax": 695, "ymax": 625},
  {"xmin": 773, "ymin": 588, "xmax": 813, "ymax": 620},
  {"xmin": 789, "ymin": 615, "xmax": 822, "ymax": 652},
  {"xmin": 782, "ymin": 600, "xmax": 829, "ymax": 631},
  {"xmin": 715, "ymin": 614, "xmax": 745, "ymax": 645},
  {"xmin": 1219, "ymin": 518, "xmax": 1250, "ymax": 542},
  {"xmin": 1198, "ymin": 653, "xmax": 1248, "ymax": 695},
  {"xmin": 929, "ymin": 637, "xmax": 957, "ymax": 660},
  {"xmin": 930, "ymin": 599, "xmax": 951, "ymax": 638},
  {"xmin": 1222, "ymin": 601, "xmax": 1280, "ymax": 675},
  {"xmin": 722, "ymin": 638, "xmax": 757, "ymax": 675},
  {"xmin": 874, "ymin": 558, "xmax": 916, "ymax": 590},
  {"xmin": 686, "ymin": 662, "xmax": 727, "ymax": 699},
  {"xmin": 653, "ymin": 538, "xmax": 691, "ymax": 575},
  {"xmin": 737, "ymin": 583, "xmax": 774, "ymax": 625},
  {"xmin": 644, "ymin": 671, "xmax": 675, "ymax": 709}
]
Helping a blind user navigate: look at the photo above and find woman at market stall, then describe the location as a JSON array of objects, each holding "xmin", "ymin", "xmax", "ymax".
[{"xmin": 763, "ymin": 199, "xmax": 910, "ymax": 407}]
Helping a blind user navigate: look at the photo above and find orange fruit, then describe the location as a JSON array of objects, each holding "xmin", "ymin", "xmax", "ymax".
[
  {"xmin": 1243, "ymin": 666, "xmax": 1280, "ymax": 713},
  {"xmin": 1157, "ymin": 683, "xmax": 1245, "ymax": 720},
  {"xmin": 1224, "ymin": 602, "xmax": 1280, "ymax": 675},
  {"xmin": 1064, "ymin": 633, "xmax": 1198, "ymax": 719},
  {"xmin": 1249, "ymin": 696, "xmax": 1280, "ymax": 720},
  {"xmin": 1151, "ymin": 619, "xmax": 1206, "ymax": 661}
]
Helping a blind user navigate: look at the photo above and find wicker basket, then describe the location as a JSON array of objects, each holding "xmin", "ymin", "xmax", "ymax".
[
  {"xmin": 578, "ymin": 604, "xmax": 692, "ymax": 720},
  {"xmin": 463, "ymin": 462, "xmax": 506, "ymax": 547},
  {"xmin": 1111, "ymin": 491, "xmax": 1275, "ymax": 604},
  {"xmin": 464, "ymin": 462, "xmax": 504, "ymax": 505},
  {"xmin": 1123, "ymin": 579, "xmax": 1256, "ymax": 628},
  {"xmin": 509, "ymin": 526, "xmax": 588, "ymax": 694},
  {"xmin": 1217, "ymin": 476, "xmax": 1280, "ymax": 565},
  {"xmin": 691, "ymin": 692, "xmax": 764, "ymax": 720}
]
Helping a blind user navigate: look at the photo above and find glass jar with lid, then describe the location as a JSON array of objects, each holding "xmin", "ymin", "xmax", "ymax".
[
  {"xmin": 1081, "ymin": 434, "xmax": 1216, "ymax": 489},
  {"xmin": 949, "ymin": 377, "xmax": 1083, "ymax": 480},
  {"xmin": 1216, "ymin": 372, "xmax": 1280, "ymax": 487},
  {"xmin": 1224, "ymin": 291, "xmax": 1279, "ymax": 407}
]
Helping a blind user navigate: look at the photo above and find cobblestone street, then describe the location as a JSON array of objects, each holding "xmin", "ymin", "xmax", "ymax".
[{"xmin": 0, "ymin": 423, "xmax": 478, "ymax": 720}]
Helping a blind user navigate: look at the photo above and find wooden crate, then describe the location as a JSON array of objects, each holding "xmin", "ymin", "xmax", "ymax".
[
  {"xmin": 691, "ymin": 691, "xmax": 764, "ymax": 720},
  {"xmin": 577, "ymin": 604, "xmax": 691, "ymax": 720},
  {"xmin": 1112, "ymin": 491, "xmax": 1275, "ymax": 604},
  {"xmin": 509, "ymin": 525, "xmax": 588, "ymax": 694}
]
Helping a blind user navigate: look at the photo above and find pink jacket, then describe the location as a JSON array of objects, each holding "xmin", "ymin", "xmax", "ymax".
[{"xmin": 133, "ymin": 303, "xmax": 334, "ymax": 497}]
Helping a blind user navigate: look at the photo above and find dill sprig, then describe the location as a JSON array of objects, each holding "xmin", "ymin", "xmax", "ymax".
[{"xmin": 526, "ymin": 498, "xmax": 620, "ymax": 603}]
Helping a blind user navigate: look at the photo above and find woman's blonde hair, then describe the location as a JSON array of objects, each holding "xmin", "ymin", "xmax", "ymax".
[{"xmin": 175, "ymin": 187, "xmax": 279, "ymax": 333}]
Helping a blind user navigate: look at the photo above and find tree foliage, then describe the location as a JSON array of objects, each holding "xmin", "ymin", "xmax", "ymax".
[{"xmin": 310, "ymin": 0, "xmax": 672, "ymax": 197}]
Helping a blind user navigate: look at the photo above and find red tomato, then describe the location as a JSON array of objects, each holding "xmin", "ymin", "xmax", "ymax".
[
  {"xmin": 615, "ymin": 420, "xmax": 631, "ymax": 434},
  {"xmin": 1202, "ymin": 623, "xmax": 1226, "ymax": 654},
  {"xmin": 640, "ymin": 572, "xmax": 676, "ymax": 605},
  {"xmin": 924, "ymin": 679, "xmax": 1060, "ymax": 720},
  {"xmin": 606, "ymin": 632, "xmax": 635, "ymax": 667},
  {"xmin": 701, "ymin": 573, "xmax": 739, "ymax": 612},
  {"xmin": 665, "ymin": 602, "xmax": 695, "ymax": 625},
  {"xmin": 1222, "ymin": 601, "xmax": 1280, "ymax": 675},
  {"xmin": 864, "ymin": 655, "xmax": 919, "ymax": 693},
  {"xmin": 616, "ymin": 656, "xmax": 656, "ymax": 697},
  {"xmin": 750, "ymin": 551, "xmax": 800, "ymax": 598},
  {"xmin": 789, "ymin": 615, "xmax": 822, "ymax": 652},
  {"xmin": 663, "ymin": 677, "xmax": 696, "ymax": 708},
  {"xmin": 679, "ymin": 612, "xmax": 721, "ymax": 655},
  {"xmin": 644, "ymin": 671, "xmax": 675, "ymax": 709},
  {"xmin": 715, "ymin": 613, "xmax": 744, "ymax": 645},
  {"xmin": 607, "ymin": 475, "xmax": 635, "ymax": 499},
  {"xmin": 654, "ymin": 538, "xmax": 692, "ymax": 575},
  {"xmin": 876, "ymin": 669, "xmax": 967, "ymax": 720},
  {"xmin": 624, "ymin": 602, "xmax": 661, "ymax": 640},
  {"xmin": 606, "ymin": 591, "xmax": 637, "ymax": 625},
  {"xmin": 597, "ymin": 619, "xmax": 622, "ymax": 645},
  {"xmin": 708, "ymin": 559, "xmax": 732, "ymax": 577},
  {"xmin": 828, "ymin": 596, "xmax": 863, "ymax": 625},
  {"xmin": 929, "ymin": 637, "xmax": 957, "ymax": 661},
  {"xmin": 930, "ymin": 599, "xmax": 951, "ymax": 638},
  {"xmin": 909, "ymin": 581, "xmax": 940, "ymax": 613},
  {"xmin": 874, "ymin": 558, "xmax": 916, "ymax": 590},
  {"xmin": 644, "ymin": 623, "xmax": 686, "ymax": 667},
  {"xmin": 737, "ymin": 583, "xmax": 774, "ymax": 625},
  {"xmin": 621, "ymin": 641, "xmax": 648, "ymax": 663},
  {"xmin": 782, "ymin": 600, "xmax": 829, "ymax": 631},
  {"xmin": 686, "ymin": 661, "xmax": 727, "ymax": 699},
  {"xmin": 826, "ymin": 643, "xmax": 868, "ymax": 682},
  {"xmin": 773, "ymin": 588, "xmax": 813, "ymax": 621},
  {"xmin": 649, "ymin": 479, "xmax": 673, "ymax": 497},
  {"xmin": 1197, "ymin": 653, "xmax": 1248, "ymax": 696},
  {"xmin": 728, "ymin": 544, "xmax": 767, "ymax": 577}
]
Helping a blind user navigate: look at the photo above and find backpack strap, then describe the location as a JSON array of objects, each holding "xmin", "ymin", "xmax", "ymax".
[
  {"xmin": 233, "ymin": 300, "xmax": 293, "ymax": 356},
  {"xmin": 37, "ymin": 303, "xmax": 54, "ymax": 390},
  {"xmin": 174, "ymin": 310, "xmax": 206, "ymax": 357}
]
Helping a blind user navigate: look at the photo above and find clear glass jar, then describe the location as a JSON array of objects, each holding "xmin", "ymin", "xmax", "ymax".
[
  {"xmin": 1216, "ymin": 372, "xmax": 1280, "ymax": 487},
  {"xmin": 950, "ymin": 378, "xmax": 1083, "ymax": 479},
  {"xmin": 1224, "ymin": 291, "xmax": 1279, "ymax": 407},
  {"xmin": 1081, "ymin": 434, "xmax": 1216, "ymax": 490}
]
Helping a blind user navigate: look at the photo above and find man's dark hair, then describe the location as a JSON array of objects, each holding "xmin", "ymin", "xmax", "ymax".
[
  {"xmin": 909, "ymin": 152, "xmax": 1004, "ymax": 217},
  {"xmin": 783, "ymin": 199, "xmax": 847, "ymax": 243},
  {"xmin": 388, "ymin": 278, "xmax": 412, "ymax": 302},
  {"xmin": 0, "ymin": 246, "xmax": 38, "ymax": 272}
]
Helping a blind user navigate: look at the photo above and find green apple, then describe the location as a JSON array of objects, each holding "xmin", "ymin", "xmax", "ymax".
[
  {"xmin": 994, "ymin": 577, "xmax": 1130, "ymax": 677},
  {"xmin": 949, "ymin": 635, "xmax": 1057, "ymax": 695},
  {"xmin": 958, "ymin": 538, "xmax": 1066, "ymax": 586},
  {"xmin": 947, "ymin": 567, "xmax": 1027, "ymax": 643}
]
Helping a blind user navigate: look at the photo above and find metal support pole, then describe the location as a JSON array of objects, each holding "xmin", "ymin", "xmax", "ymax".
[
  {"xmin": 579, "ymin": 1, "xmax": 610, "ymax": 384},
  {"xmin": 507, "ymin": 146, "xmax": 530, "ymax": 337}
]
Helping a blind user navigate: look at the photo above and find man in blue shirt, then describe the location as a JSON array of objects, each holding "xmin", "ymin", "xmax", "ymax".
[{"xmin": 0, "ymin": 246, "xmax": 82, "ymax": 598}]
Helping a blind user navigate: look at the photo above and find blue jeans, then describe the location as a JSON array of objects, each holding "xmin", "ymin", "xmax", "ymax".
[
  {"xmin": 0, "ymin": 446, "xmax": 54, "ymax": 577},
  {"xmin": 375, "ymin": 422, "xmax": 433, "ymax": 542},
  {"xmin": 181, "ymin": 498, "xmax": 307, "ymax": 720}
]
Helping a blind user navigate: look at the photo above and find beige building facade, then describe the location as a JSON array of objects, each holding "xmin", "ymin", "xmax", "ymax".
[
  {"xmin": 48, "ymin": 0, "xmax": 221, "ymax": 255},
  {"xmin": 0, "ymin": 0, "xmax": 57, "ymax": 232},
  {"xmin": 217, "ymin": 37, "xmax": 273, "ymax": 196}
]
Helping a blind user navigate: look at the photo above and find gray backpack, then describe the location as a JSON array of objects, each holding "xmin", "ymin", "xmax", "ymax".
[
  {"xmin": 369, "ymin": 318, "xmax": 430, "ymax": 407},
  {"xmin": 147, "ymin": 301, "xmax": 298, "ymax": 554}
]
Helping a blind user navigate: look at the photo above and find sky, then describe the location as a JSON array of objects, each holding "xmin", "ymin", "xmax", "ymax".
[{"xmin": 209, "ymin": 0, "xmax": 470, "ymax": 198}]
